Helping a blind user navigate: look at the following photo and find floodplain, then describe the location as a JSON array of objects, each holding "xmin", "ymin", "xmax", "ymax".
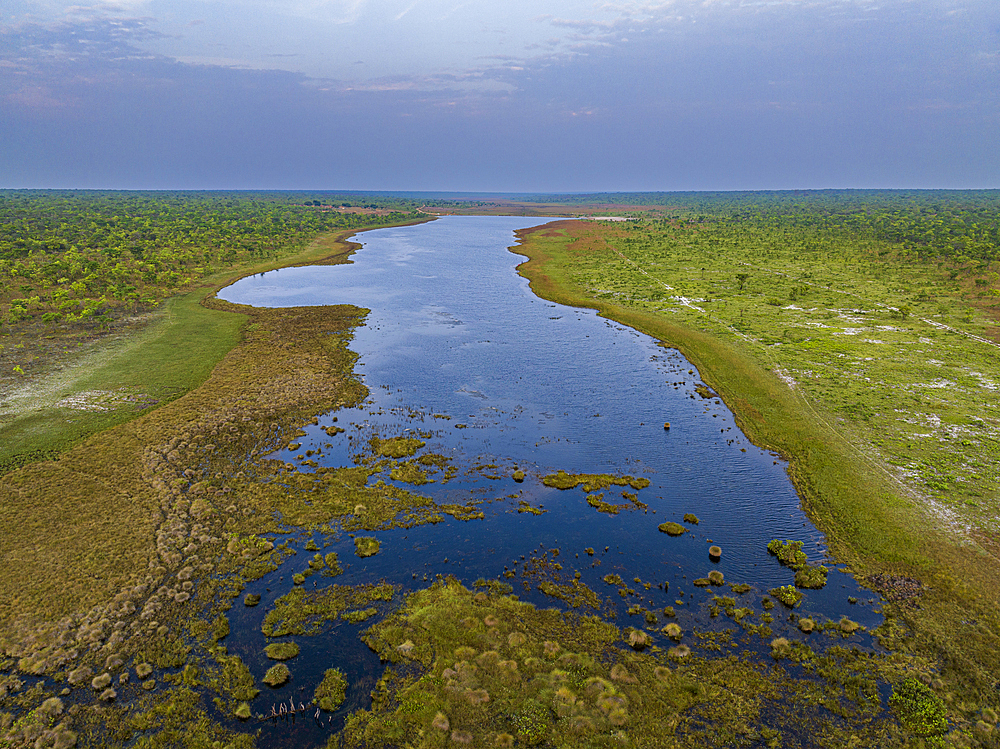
[{"xmin": 0, "ymin": 191, "xmax": 999, "ymax": 749}]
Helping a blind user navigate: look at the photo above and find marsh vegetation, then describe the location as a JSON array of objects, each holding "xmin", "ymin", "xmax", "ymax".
[{"xmin": 1, "ymin": 194, "xmax": 999, "ymax": 748}]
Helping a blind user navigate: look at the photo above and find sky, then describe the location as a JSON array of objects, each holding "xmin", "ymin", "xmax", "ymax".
[{"xmin": 1, "ymin": 0, "xmax": 998, "ymax": 191}]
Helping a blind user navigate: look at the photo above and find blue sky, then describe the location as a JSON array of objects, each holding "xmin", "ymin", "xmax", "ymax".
[{"xmin": 1, "ymin": 0, "xmax": 997, "ymax": 190}]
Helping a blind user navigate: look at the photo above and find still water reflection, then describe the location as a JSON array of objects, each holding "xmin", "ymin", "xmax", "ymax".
[{"xmin": 218, "ymin": 216, "xmax": 878, "ymax": 743}]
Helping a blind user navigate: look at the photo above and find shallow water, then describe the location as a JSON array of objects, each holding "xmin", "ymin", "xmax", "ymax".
[{"xmin": 219, "ymin": 216, "xmax": 880, "ymax": 744}]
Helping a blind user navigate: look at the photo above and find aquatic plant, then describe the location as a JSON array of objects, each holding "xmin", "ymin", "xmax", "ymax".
[
  {"xmin": 626, "ymin": 629, "xmax": 651, "ymax": 651},
  {"xmin": 658, "ymin": 522, "xmax": 685, "ymax": 536},
  {"xmin": 512, "ymin": 470, "xmax": 525, "ymax": 482},
  {"xmin": 769, "ymin": 586, "xmax": 802, "ymax": 607},
  {"xmin": 234, "ymin": 703, "xmax": 251, "ymax": 720},
  {"xmin": 668, "ymin": 644, "xmax": 691, "ymax": 659},
  {"xmin": 838, "ymin": 617, "xmax": 860, "ymax": 634},
  {"xmin": 797, "ymin": 617, "xmax": 816, "ymax": 633},
  {"xmin": 264, "ymin": 642, "xmax": 300, "ymax": 660},
  {"xmin": 542, "ymin": 470, "xmax": 650, "ymax": 492},
  {"xmin": 372, "ymin": 436, "xmax": 426, "ymax": 459},
  {"xmin": 324, "ymin": 552, "xmax": 343, "ymax": 575},
  {"xmin": 683, "ymin": 513, "xmax": 699, "ymax": 525},
  {"xmin": 708, "ymin": 571, "xmax": 725, "ymax": 586},
  {"xmin": 663, "ymin": 623, "xmax": 682, "ymax": 640},
  {"xmin": 794, "ymin": 564, "xmax": 829, "ymax": 589},
  {"xmin": 342, "ymin": 607, "xmax": 378, "ymax": 623},
  {"xmin": 244, "ymin": 594, "xmax": 260, "ymax": 606},
  {"xmin": 354, "ymin": 536, "xmax": 381, "ymax": 557},
  {"xmin": 261, "ymin": 583, "xmax": 394, "ymax": 636},
  {"xmin": 263, "ymin": 663, "xmax": 291, "ymax": 687},
  {"xmin": 314, "ymin": 668, "xmax": 348, "ymax": 712},
  {"xmin": 709, "ymin": 545, "xmax": 722, "ymax": 560},
  {"xmin": 769, "ymin": 638, "xmax": 792, "ymax": 659},
  {"xmin": 767, "ymin": 539, "xmax": 808, "ymax": 568},
  {"xmin": 390, "ymin": 462, "xmax": 431, "ymax": 485}
]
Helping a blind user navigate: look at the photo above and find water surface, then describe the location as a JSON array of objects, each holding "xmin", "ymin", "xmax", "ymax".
[{"xmin": 219, "ymin": 216, "xmax": 878, "ymax": 743}]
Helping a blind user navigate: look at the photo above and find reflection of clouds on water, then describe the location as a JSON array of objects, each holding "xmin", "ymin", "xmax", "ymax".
[{"xmin": 417, "ymin": 306, "xmax": 464, "ymax": 329}]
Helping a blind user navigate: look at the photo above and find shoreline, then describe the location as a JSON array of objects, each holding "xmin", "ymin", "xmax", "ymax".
[
  {"xmin": 0, "ymin": 214, "xmax": 435, "ymax": 476},
  {"xmin": 1, "ymin": 211, "xmax": 997, "ymax": 746},
  {"xmin": 509, "ymin": 219, "xmax": 1000, "ymax": 709}
]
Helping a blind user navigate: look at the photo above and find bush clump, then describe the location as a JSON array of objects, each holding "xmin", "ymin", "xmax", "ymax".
[
  {"xmin": 769, "ymin": 585, "xmax": 802, "ymax": 607},
  {"xmin": 794, "ymin": 564, "xmax": 828, "ymax": 589},
  {"xmin": 264, "ymin": 642, "xmax": 300, "ymax": 661},
  {"xmin": 355, "ymin": 537, "xmax": 381, "ymax": 557},
  {"xmin": 263, "ymin": 663, "xmax": 291, "ymax": 687},
  {"xmin": 314, "ymin": 668, "xmax": 348, "ymax": 712},
  {"xmin": 767, "ymin": 539, "xmax": 808, "ymax": 568},
  {"xmin": 658, "ymin": 522, "xmax": 685, "ymax": 537},
  {"xmin": 889, "ymin": 678, "xmax": 948, "ymax": 737}
]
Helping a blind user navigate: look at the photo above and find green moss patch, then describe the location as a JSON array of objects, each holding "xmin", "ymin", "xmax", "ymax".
[
  {"xmin": 371, "ymin": 437, "xmax": 425, "ymax": 459},
  {"xmin": 542, "ymin": 470, "xmax": 650, "ymax": 492}
]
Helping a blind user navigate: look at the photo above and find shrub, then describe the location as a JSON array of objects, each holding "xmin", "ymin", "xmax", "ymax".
[{"xmin": 889, "ymin": 678, "xmax": 948, "ymax": 737}]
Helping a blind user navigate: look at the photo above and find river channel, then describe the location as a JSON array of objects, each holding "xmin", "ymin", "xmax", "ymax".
[{"xmin": 218, "ymin": 215, "xmax": 880, "ymax": 745}]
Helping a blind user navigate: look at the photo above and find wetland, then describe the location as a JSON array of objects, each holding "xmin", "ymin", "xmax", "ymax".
[{"xmin": 2, "ymin": 197, "xmax": 1000, "ymax": 748}]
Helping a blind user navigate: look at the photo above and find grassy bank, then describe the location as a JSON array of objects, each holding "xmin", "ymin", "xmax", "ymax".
[
  {"xmin": 0, "ymin": 216, "xmax": 430, "ymax": 475},
  {"xmin": 513, "ymin": 220, "xmax": 1000, "ymax": 728}
]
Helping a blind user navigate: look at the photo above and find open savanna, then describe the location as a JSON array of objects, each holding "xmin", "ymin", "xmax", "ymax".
[{"xmin": 514, "ymin": 211, "xmax": 1000, "ymax": 736}]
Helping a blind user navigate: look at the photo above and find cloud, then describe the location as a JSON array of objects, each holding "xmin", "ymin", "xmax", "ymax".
[{"xmin": 1, "ymin": 0, "xmax": 997, "ymax": 189}]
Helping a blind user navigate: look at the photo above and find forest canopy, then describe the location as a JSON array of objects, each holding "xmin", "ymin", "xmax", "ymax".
[{"xmin": 0, "ymin": 191, "xmax": 423, "ymax": 327}]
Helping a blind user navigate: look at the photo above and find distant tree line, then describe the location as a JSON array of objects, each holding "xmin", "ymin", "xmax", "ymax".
[{"xmin": 0, "ymin": 191, "xmax": 423, "ymax": 328}]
